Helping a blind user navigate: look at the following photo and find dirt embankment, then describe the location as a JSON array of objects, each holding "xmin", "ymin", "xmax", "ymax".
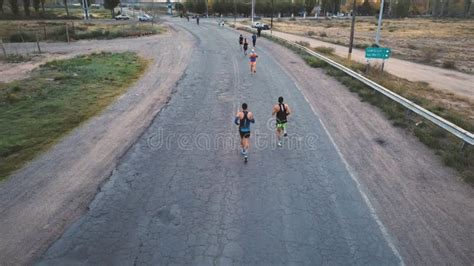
[
  {"xmin": 257, "ymin": 36, "xmax": 474, "ymax": 265},
  {"xmin": 0, "ymin": 24, "xmax": 195, "ymax": 265}
]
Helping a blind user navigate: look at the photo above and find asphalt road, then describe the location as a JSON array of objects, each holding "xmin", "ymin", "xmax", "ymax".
[{"xmin": 39, "ymin": 19, "xmax": 403, "ymax": 265}]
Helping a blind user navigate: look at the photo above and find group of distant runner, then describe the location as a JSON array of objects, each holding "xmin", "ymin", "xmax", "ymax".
[
  {"xmin": 239, "ymin": 33, "xmax": 259, "ymax": 74},
  {"xmin": 235, "ymin": 33, "xmax": 291, "ymax": 163}
]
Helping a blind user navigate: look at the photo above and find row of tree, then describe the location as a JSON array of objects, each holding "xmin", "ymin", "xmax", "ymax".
[
  {"xmin": 183, "ymin": 0, "xmax": 472, "ymax": 18},
  {"xmin": 0, "ymin": 0, "xmax": 121, "ymax": 18},
  {"xmin": 1, "ymin": 0, "xmax": 47, "ymax": 15}
]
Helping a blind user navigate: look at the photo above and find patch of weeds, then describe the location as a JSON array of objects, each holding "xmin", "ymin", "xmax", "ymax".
[
  {"xmin": 303, "ymin": 56, "xmax": 328, "ymax": 68},
  {"xmin": 354, "ymin": 43, "xmax": 370, "ymax": 49},
  {"xmin": 0, "ymin": 54, "xmax": 32, "ymax": 63},
  {"xmin": 319, "ymin": 32, "xmax": 328, "ymax": 37},
  {"xmin": 9, "ymin": 32, "xmax": 36, "ymax": 42},
  {"xmin": 442, "ymin": 60, "xmax": 456, "ymax": 69},
  {"xmin": 307, "ymin": 30, "xmax": 316, "ymax": 36},
  {"xmin": 421, "ymin": 48, "xmax": 438, "ymax": 63},
  {"xmin": 296, "ymin": 41, "xmax": 310, "ymax": 47},
  {"xmin": 313, "ymin": 46, "xmax": 335, "ymax": 55}
]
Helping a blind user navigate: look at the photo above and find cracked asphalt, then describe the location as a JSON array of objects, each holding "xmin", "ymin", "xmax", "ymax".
[{"xmin": 38, "ymin": 19, "xmax": 403, "ymax": 265}]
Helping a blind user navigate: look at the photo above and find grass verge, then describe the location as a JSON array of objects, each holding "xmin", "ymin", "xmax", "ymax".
[
  {"xmin": 241, "ymin": 27, "xmax": 474, "ymax": 183},
  {"xmin": 0, "ymin": 52, "xmax": 148, "ymax": 180}
]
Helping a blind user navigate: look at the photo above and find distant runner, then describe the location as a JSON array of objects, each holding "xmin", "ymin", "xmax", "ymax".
[
  {"xmin": 249, "ymin": 49, "xmax": 258, "ymax": 74},
  {"xmin": 239, "ymin": 34, "xmax": 244, "ymax": 50},
  {"xmin": 272, "ymin": 96, "xmax": 291, "ymax": 147},
  {"xmin": 252, "ymin": 33, "xmax": 257, "ymax": 47},
  {"xmin": 243, "ymin": 38, "xmax": 249, "ymax": 55},
  {"xmin": 234, "ymin": 103, "xmax": 255, "ymax": 162}
]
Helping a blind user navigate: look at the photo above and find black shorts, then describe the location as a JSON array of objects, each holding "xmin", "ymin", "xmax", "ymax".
[{"xmin": 239, "ymin": 131, "xmax": 251, "ymax": 138}]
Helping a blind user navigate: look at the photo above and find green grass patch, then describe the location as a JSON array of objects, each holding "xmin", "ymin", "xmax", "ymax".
[
  {"xmin": 0, "ymin": 52, "xmax": 148, "ymax": 180},
  {"xmin": 252, "ymin": 28, "xmax": 474, "ymax": 183}
]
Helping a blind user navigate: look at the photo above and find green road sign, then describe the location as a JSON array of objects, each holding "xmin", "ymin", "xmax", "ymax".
[{"xmin": 365, "ymin": 47, "xmax": 391, "ymax": 59}]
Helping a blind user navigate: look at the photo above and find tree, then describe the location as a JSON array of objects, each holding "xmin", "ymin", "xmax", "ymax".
[
  {"xmin": 0, "ymin": 0, "xmax": 4, "ymax": 14},
  {"xmin": 357, "ymin": 0, "xmax": 376, "ymax": 15},
  {"xmin": 9, "ymin": 0, "xmax": 19, "ymax": 15},
  {"xmin": 63, "ymin": 0, "xmax": 69, "ymax": 17},
  {"xmin": 23, "ymin": 0, "xmax": 31, "ymax": 16},
  {"xmin": 305, "ymin": 0, "xmax": 318, "ymax": 14},
  {"xmin": 104, "ymin": 0, "xmax": 120, "ymax": 17},
  {"xmin": 33, "ymin": 0, "xmax": 39, "ymax": 13},
  {"xmin": 393, "ymin": 0, "xmax": 410, "ymax": 17},
  {"xmin": 465, "ymin": 0, "xmax": 472, "ymax": 16},
  {"xmin": 40, "ymin": 0, "xmax": 45, "ymax": 13}
]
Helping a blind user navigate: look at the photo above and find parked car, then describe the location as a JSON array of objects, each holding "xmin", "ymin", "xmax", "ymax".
[
  {"xmin": 251, "ymin": 22, "xmax": 271, "ymax": 30},
  {"xmin": 115, "ymin": 14, "xmax": 130, "ymax": 20},
  {"xmin": 138, "ymin": 14, "xmax": 153, "ymax": 22}
]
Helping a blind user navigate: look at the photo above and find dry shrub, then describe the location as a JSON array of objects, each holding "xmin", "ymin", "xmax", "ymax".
[
  {"xmin": 313, "ymin": 46, "xmax": 335, "ymax": 55},
  {"xmin": 442, "ymin": 60, "xmax": 456, "ymax": 69},
  {"xmin": 421, "ymin": 48, "xmax": 437, "ymax": 63},
  {"xmin": 296, "ymin": 41, "xmax": 310, "ymax": 47}
]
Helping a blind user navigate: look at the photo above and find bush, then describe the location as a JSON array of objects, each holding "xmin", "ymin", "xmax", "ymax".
[
  {"xmin": 319, "ymin": 32, "xmax": 327, "ymax": 37},
  {"xmin": 421, "ymin": 48, "xmax": 437, "ymax": 63},
  {"xmin": 313, "ymin": 46, "xmax": 335, "ymax": 55},
  {"xmin": 307, "ymin": 31, "xmax": 315, "ymax": 36},
  {"xmin": 442, "ymin": 60, "xmax": 456, "ymax": 69},
  {"xmin": 296, "ymin": 41, "xmax": 310, "ymax": 47},
  {"xmin": 303, "ymin": 56, "xmax": 328, "ymax": 68},
  {"xmin": 355, "ymin": 43, "xmax": 370, "ymax": 49},
  {"xmin": 388, "ymin": 26, "xmax": 397, "ymax": 32},
  {"xmin": 9, "ymin": 32, "xmax": 36, "ymax": 42}
]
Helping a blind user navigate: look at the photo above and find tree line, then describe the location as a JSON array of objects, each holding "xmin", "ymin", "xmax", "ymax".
[
  {"xmin": 183, "ymin": 0, "xmax": 472, "ymax": 18},
  {"xmin": 0, "ymin": 0, "xmax": 121, "ymax": 18}
]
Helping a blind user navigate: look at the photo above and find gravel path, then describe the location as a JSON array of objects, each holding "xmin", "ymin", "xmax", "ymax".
[{"xmin": 0, "ymin": 24, "xmax": 194, "ymax": 265}]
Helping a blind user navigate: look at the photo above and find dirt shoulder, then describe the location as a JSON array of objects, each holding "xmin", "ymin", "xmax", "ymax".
[
  {"xmin": 0, "ymin": 24, "xmax": 195, "ymax": 265},
  {"xmin": 256, "ymin": 36, "xmax": 474, "ymax": 264}
]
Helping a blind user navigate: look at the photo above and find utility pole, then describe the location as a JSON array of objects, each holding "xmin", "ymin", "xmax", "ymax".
[
  {"xmin": 348, "ymin": 0, "xmax": 357, "ymax": 60},
  {"xmin": 206, "ymin": 0, "xmax": 209, "ymax": 18},
  {"xmin": 375, "ymin": 0, "xmax": 385, "ymax": 46},
  {"xmin": 251, "ymin": 0, "xmax": 255, "ymax": 23},
  {"xmin": 271, "ymin": 0, "xmax": 274, "ymax": 34},
  {"xmin": 234, "ymin": 0, "xmax": 237, "ymax": 26}
]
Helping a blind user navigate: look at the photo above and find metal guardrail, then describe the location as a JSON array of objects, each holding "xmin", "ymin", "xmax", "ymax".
[{"xmin": 245, "ymin": 27, "xmax": 474, "ymax": 145}]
